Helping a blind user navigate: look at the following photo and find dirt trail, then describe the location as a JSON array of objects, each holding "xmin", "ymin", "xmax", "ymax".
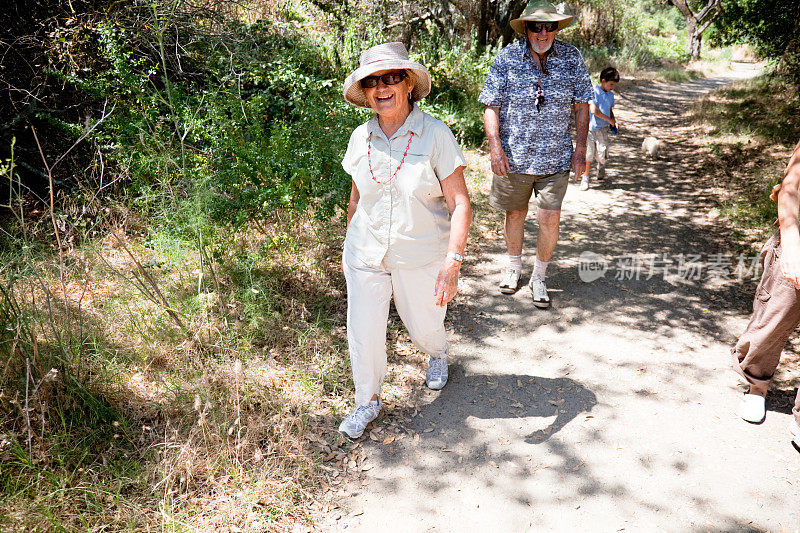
[{"xmin": 328, "ymin": 62, "xmax": 800, "ymax": 531}]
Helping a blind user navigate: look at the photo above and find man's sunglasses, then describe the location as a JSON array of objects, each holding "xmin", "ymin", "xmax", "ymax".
[
  {"xmin": 526, "ymin": 21, "xmax": 559, "ymax": 33},
  {"xmin": 360, "ymin": 71, "xmax": 408, "ymax": 89}
]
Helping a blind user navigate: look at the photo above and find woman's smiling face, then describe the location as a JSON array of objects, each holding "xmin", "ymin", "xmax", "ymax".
[{"xmin": 363, "ymin": 69, "xmax": 415, "ymax": 121}]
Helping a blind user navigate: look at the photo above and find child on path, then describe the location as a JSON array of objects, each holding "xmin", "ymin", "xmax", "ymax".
[{"xmin": 580, "ymin": 67, "xmax": 619, "ymax": 191}]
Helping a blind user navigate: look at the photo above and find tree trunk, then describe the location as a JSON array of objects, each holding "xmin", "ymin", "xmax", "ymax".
[
  {"xmin": 477, "ymin": 0, "xmax": 489, "ymax": 52},
  {"xmin": 670, "ymin": 0, "xmax": 721, "ymax": 62},
  {"xmin": 690, "ymin": 30, "xmax": 702, "ymax": 61}
]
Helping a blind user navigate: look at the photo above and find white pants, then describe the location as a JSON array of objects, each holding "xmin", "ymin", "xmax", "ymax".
[{"xmin": 343, "ymin": 248, "xmax": 449, "ymax": 406}]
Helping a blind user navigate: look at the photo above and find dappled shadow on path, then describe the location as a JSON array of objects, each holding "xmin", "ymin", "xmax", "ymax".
[{"xmin": 335, "ymin": 68, "xmax": 796, "ymax": 531}]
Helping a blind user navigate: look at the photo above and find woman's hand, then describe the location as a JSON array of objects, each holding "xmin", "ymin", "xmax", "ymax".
[{"xmin": 434, "ymin": 258, "xmax": 461, "ymax": 307}]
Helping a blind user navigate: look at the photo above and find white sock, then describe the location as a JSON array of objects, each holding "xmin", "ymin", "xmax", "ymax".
[
  {"xmin": 532, "ymin": 258, "xmax": 549, "ymax": 281},
  {"xmin": 508, "ymin": 254, "xmax": 522, "ymax": 272}
]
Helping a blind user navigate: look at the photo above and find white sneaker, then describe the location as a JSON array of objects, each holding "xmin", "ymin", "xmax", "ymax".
[
  {"xmin": 579, "ymin": 176, "xmax": 590, "ymax": 191},
  {"xmin": 426, "ymin": 356, "xmax": 448, "ymax": 390},
  {"xmin": 338, "ymin": 400, "xmax": 381, "ymax": 439},
  {"xmin": 529, "ymin": 278, "xmax": 551, "ymax": 309},
  {"xmin": 737, "ymin": 394, "xmax": 766, "ymax": 423},
  {"xmin": 499, "ymin": 268, "xmax": 521, "ymax": 294}
]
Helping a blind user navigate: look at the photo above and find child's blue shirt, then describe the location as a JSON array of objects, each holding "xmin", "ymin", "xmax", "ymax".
[{"xmin": 589, "ymin": 84, "xmax": 615, "ymax": 131}]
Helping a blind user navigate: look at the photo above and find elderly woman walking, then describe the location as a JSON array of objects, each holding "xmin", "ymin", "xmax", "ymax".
[{"xmin": 338, "ymin": 42, "xmax": 472, "ymax": 438}]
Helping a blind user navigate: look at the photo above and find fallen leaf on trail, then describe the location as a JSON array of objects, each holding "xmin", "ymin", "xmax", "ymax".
[
  {"xmin": 414, "ymin": 434, "xmax": 420, "ymax": 443},
  {"xmin": 423, "ymin": 428, "xmax": 434, "ymax": 433},
  {"xmin": 548, "ymin": 399, "xmax": 565, "ymax": 407},
  {"xmin": 511, "ymin": 401, "xmax": 524, "ymax": 408},
  {"xmin": 458, "ymin": 456, "xmax": 463, "ymax": 463},
  {"xmin": 369, "ymin": 432, "xmax": 380, "ymax": 442},
  {"xmin": 382, "ymin": 436, "xmax": 395, "ymax": 445},
  {"xmin": 517, "ymin": 379, "xmax": 523, "ymax": 388},
  {"xmin": 488, "ymin": 381, "xmax": 498, "ymax": 390},
  {"xmin": 361, "ymin": 464, "xmax": 373, "ymax": 471},
  {"xmin": 324, "ymin": 452, "xmax": 337, "ymax": 462},
  {"xmin": 488, "ymin": 461, "xmax": 498, "ymax": 468}
]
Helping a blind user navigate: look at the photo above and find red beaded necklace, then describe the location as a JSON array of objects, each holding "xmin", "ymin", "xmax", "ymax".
[{"xmin": 367, "ymin": 132, "xmax": 414, "ymax": 185}]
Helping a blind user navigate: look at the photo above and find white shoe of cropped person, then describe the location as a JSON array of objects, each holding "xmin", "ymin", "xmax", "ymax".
[
  {"xmin": 737, "ymin": 393, "xmax": 766, "ymax": 423},
  {"xmin": 338, "ymin": 398, "xmax": 381, "ymax": 439},
  {"xmin": 529, "ymin": 277, "xmax": 551, "ymax": 309}
]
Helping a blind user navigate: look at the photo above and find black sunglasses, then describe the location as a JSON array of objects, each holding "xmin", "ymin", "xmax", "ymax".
[
  {"xmin": 360, "ymin": 71, "xmax": 408, "ymax": 89},
  {"xmin": 526, "ymin": 21, "xmax": 558, "ymax": 33}
]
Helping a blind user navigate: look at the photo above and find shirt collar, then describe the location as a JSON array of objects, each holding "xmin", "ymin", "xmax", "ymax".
[{"xmin": 367, "ymin": 103, "xmax": 423, "ymax": 140}]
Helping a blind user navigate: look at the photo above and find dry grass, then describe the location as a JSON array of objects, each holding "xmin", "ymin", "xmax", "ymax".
[
  {"xmin": 0, "ymin": 207, "xmax": 431, "ymax": 531},
  {"xmin": 689, "ymin": 73, "xmax": 800, "ymax": 249}
]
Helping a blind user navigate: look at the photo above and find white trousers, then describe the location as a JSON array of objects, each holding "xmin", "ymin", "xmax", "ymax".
[{"xmin": 343, "ymin": 247, "xmax": 449, "ymax": 406}]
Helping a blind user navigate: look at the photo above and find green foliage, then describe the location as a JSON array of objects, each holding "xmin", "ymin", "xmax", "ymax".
[
  {"xmin": 710, "ymin": 0, "xmax": 800, "ymax": 62},
  {"xmin": 416, "ymin": 39, "xmax": 495, "ymax": 146}
]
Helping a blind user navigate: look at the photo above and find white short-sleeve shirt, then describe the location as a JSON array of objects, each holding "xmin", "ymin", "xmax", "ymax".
[{"xmin": 342, "ymin": 104, "xmax": 466, "ymax": 269}]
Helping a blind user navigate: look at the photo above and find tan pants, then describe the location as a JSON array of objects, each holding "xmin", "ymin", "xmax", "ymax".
[
  {"xmin": 732, "ymin": 230, "xmax": 800, "ymax": 426},
  {"xmin": 343, "ymin": 248, "xmax": 448, "ymax": 406}
]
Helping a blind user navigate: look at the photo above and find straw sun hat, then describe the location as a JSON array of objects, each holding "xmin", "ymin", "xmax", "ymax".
[
  {"xmin": 509, "ymin": 0, "xmax": 574, "ymax": 35},
  {"xmin": 342, "ymin": 42, "xmax": 431, "ymax": 108}
]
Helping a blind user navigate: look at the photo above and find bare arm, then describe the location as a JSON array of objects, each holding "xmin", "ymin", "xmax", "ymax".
[
  {"xmin": 483, "ymin": 106, "xmax": 510, "ymax": 176},
  {"xmin": 778, "ymin": 140, "xmax": 800, "ymax": 288},
  {"xmin": 589, "ymin": 102, "xmax": 616, "ymax": 127},
  {"xmin": 435, "ymin": 166, "xmax": 472, "ymax": 307},
  {"xmin": 572, "ymin": 102, "xmax": 589, "ymax": 176}
]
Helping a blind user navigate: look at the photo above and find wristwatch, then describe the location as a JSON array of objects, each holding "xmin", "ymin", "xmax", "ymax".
[{"xmin": 447, "ymin": 252, "xmax": 464, "ymax": 262}]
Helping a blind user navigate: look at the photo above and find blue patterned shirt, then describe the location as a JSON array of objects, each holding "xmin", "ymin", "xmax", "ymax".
[{"xmin": 479, "ymin": 39, "xmax": 592, "ymax": 175}]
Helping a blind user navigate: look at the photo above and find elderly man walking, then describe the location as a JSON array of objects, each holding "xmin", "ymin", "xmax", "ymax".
[{"xmin": 479, "ymin": 0, "xmax": 591, "ymax": 308}]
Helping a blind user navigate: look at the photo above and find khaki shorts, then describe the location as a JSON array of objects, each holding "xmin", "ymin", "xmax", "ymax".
[
  {"xmin": 489, "ymin": 169, "xmax": 569, "ymax": 212},
  {"xmin": 586, "ymin": 127, "xmax": 610, "ymax": 165}
]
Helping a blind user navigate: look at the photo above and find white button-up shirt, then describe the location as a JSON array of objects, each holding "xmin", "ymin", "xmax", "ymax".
[{"xmin": 342, "ymin": 104, "xmax": 466, "ymax": 269}]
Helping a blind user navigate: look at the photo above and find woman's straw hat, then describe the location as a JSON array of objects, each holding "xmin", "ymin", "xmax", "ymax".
[
  {"xmin": 510, "ymin": 0, "xmax": 574, "ymax": 34},
  {"xmin": 343, "ymin": 42, "xmax": 431, "ymax": 108}
]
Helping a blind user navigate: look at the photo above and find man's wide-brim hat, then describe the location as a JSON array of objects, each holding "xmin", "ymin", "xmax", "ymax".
[
  {"xmin": 343, "ymin": 42, "xmax": 431, "ymax": 108},
  {"xmin": 510, "ymin": 0, "xmax": 574, "ymax": 34}
]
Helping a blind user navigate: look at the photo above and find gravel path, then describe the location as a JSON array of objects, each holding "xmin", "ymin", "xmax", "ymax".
[{"xmin": 329, "ymin": 62, "xmax": 800, "ymax": 532}]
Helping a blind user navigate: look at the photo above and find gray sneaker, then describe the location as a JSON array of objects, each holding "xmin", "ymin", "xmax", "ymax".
[
  {"xmin": 338, "ymin": 400, "xmax": 381, "ymax": 439},
  {"xmin": 597, "ymin": 165, "xmax": 606, "ymax": 181},
  {"xmin": 426, "ymin": 356, "xmax": 448, "ymax": 390},
  {"xmin": 529, "ymin": 278, "xmax": 551, "ymax": 309},
  {"xmin": 499, "ymin": 268, "xmax": 521, "ymax": 294}
]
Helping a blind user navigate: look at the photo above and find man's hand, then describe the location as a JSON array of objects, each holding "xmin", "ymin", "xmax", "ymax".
[
  {"xmin": 490, "ymin": 146, "xmax": 510, "ymax": 176},
  {"xmin": 434, "ymin": 259, "xmax": 461, "ymax": 307}
]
